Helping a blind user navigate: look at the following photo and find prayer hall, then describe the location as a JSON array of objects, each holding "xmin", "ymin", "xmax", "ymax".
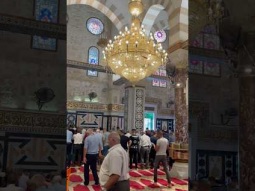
[{"xmin": 0, "ymin": 0, "xmax": 255, "ymax": 191}]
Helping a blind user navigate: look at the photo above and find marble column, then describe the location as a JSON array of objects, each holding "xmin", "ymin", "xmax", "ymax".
[
  {"xmin": 239, "ymin": 76, "xmax": 255, "ymax": 190},
  {"xmin": 124, "ymin": 85, "xmax": 145, "ymax": 132},
  {"xmin": 238, "ymin": 33, "xmax": 255, "ymax": 191},
  {"xmin": 174, "ymin": 68, "xmax": 188, "ymax": 143}
]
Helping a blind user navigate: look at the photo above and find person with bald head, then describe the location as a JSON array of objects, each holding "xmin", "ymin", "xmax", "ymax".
[
  {"xmin": 153, "ymin": 129, "xmax": 171, "ymax": 188},
  {"xmin": 99, "ymin": 132, "xmax": 130, "ymax": 191},
  {"xmin": 83, "ymin": 128, "xmax": 103, "ymax": 186}
]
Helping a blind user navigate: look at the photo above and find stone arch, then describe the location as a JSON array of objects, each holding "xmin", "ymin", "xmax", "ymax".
[
  {"xmin": 67, "ymin": 0, "xmax": 124, "ymax": 30},
  {"xmin": 143, "ymin": 0, "xmax": 188, "ymax": 45},
  {"xmin": 168, "ymin": 0, "xmax": 188, "ymax": 45},
  {"xmin": 142, "ymin": 4, "xmax": 168, "ymax": 36}
]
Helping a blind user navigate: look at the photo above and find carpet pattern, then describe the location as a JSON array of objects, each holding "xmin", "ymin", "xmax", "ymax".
[{"xmin": 68, "ymin": 166, "xmax": 188, "ymax": 191}]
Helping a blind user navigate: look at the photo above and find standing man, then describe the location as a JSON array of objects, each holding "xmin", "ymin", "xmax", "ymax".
[
  {"xmin": 119, "ymin": 130, "xmax": 130, "ymax": 152},
  {"xmin": 139, "ymin": 131, "xmax": 151, "ymax": 169},
  {"xmin": 129, "ymin": 129, "xmax": 140, "ymax": 169},
  {"xmin": 99, "ymin": 132, "xmax": 130, "ymax": 191},
  {"xmin": 153, "ymin": 130, "xmax": 171, "ymax": 188},
  {"xmin": 73, "ymin": 127, "xmax": 84, "ymax": 166},
  {"xmin": 83, "ymin": 128, "xmax": 103, "ymax": 186},
  {"xmin": 102, "ymin": 128, "xmax": 110, "ymax": 156},
  {"xmin": 66, "ymin": 126, "xmax": 73, "ymax": 167}
]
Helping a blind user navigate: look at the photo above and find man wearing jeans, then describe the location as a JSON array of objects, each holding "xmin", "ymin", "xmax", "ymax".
[
  {"xmin": 153, "ymin": 130, "xmax": 171, "ymax": 188},
  {"xmin": 83, "ymin": 128, "xmax": 103, "ymax": 186}
]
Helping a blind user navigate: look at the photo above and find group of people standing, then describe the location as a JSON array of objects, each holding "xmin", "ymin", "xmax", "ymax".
[{"xmin": 66, "ymin": 126, "xmax": 173, "ymax": 191}]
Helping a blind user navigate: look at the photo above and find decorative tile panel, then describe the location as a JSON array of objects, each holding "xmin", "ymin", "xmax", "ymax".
[
  {"xmin": 0, "ymin": 110, "xmax": 66, "ymax": 129},
  {"xmin": 4, "ymin": 132, "xmax": 65, "ymax": 172},
  {"xmin": 124, "ymin": 88, "xmax": 129, "ymax": 131},
  {"xmin": 196, "ymin": 150, "xmax": 238, "ymax": 181},
  {"xmin": 76, "ymin": 112, "xmax": 103, "ymax": 129},
  {"xmin": 135, "ymin": 89, "xmax": 144, "ymax": 131},
  {"xmin": 67, "ymin": 101, "xmax": 124, "ymax": 112}
]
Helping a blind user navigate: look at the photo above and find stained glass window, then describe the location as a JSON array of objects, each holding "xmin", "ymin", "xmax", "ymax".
[
  {"xmin": 86, "ymin": 17, "xmax": 104, "ymax": 35},
  {"xmin": 189, "ymin": 59, "xmax": 203, "ymax": 74},
  {"xmin": 204, "ymin": 61, "xmax": 220, "ymax": 76},
  {"xmin": 154, "ymin": 30, "xmax": 167, "ymax": 43},
  {"xmin": 190, "ymin": 25, "xmax": 220, "ymax": 50},
  {"xmin": 87, "ymin": 47, "xmax": 99, "ymax": 77},
  {"xmin": 189, "ymin": 55, "xmax": 221, "ymax": 77},
  {"xmin": 32, "ymin": 0, "xmax": 58, "ymax": 51},
  {"xmin": 152, "ymin": 66, "xmax": 167, "ymax": 87}
]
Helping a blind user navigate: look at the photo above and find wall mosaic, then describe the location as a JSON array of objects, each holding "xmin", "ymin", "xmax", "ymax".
[
  {"xmin": 124, "ymin": 88, "xmax": 129, "ymax": 131},
  {"xmin": 76, "ymin": 112, "xmax": 103, "ymax": 129},
  {"xmin": 2, "ymin": 132, "xmax": 65, "ymax": 172},
  {"xmin": 135, "ymin": 89, "xmax": 144, "ymax": 131},
  {"xmin": 0, "ymin": 110, "xmax": 66, "ymax": 129},
  {"xmin": 67, "ymin": 111, "xmax": 124, "ymax": 130},
  {"xmin": 196, "ymin": 150, "xmax": 238, "ymax": 181}
]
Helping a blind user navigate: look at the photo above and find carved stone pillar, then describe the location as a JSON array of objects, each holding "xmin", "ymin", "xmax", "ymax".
[{"xmin": 124, "ymin": 85, "xmax": 145, "ymax": 132}]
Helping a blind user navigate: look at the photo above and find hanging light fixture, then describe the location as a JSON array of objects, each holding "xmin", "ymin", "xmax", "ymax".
[{"xmin": 103, "ymin": 0, "xmax": 168, "ymax": 84}]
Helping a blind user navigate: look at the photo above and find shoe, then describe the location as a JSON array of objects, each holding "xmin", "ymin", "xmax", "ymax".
[
  {"xmin": 153, "ymin": 182, "xmax": 160, "ymax": 188},
  {"xmin": 94, "ymin": 183, "xmax": 100, "ymax": 186},
  {"xmin": 83, "ymin": 182, "xmax": 89, "ymax": 186},
  {"xmin": 167, "ymin": 183, "xmax": 172, "ymax": 188}
]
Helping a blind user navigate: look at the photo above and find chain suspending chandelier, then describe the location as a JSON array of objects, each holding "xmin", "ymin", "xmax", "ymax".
[
  {"xmin": 103, "ymin": 0, "xmax": 168, "ymax": 84},
  {"xmin": 207, "ymin": 0, "xmax": 224, "ymax": 24}
]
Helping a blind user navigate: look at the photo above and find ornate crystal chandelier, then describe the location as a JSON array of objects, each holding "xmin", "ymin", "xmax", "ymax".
[{"xmin": 103, "ymin": 0, "xmax": 168, "ymax": 84}]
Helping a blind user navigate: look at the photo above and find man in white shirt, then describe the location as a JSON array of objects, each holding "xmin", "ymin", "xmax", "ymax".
[
  {"xmin": 154, "ymin": 130, "xmax": 171, "ymax": 188},
  {"xmin": 102, "ymin": 128, "xmax": 110, "ymax": 156},
  {"xmin": 99, "ymin": 132, "xmax": 130, "ymax": 191},
  {"xmin": 73, "ymin": 128, "xmax": 84, "ymax": 166},
  {"xmin": 139, "ymin": 131, "xmax": 151, "ymax": 169},
  {"xmin": 66, "ymin": 126, "xmax": 73, "ymax": 167}
]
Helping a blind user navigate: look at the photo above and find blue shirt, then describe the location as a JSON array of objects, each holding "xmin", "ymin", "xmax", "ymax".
[
  {"xmin": 66, "ymin": 130, "xmax": 73, "ymax": 143},
  {"xmin": 84, "ymin": 133, "xmax": 103, "ymax": 154}
]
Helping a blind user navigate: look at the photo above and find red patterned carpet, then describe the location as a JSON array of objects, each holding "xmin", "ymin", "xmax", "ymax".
[{"xmin": 68, "ymin": 165, "xmax": 188, "ymax": 191}]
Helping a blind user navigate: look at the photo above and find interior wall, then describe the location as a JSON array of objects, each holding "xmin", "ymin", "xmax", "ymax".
[
  {"xmin": 0, "ymin": 1, "xmax": 66, "ymax": 172},
  {"xmin": 0, "ymin": 31, "xmax": 66, "ymax": 112}
]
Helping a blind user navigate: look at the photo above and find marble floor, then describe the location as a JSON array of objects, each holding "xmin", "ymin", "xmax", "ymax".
[{"xmin": 68, "ymin": 165, "xmax": 188, "ymax": 191}]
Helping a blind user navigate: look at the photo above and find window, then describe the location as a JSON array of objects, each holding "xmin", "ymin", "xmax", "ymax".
[
  {"xmin": 86, "ymin": 17, "xmax": 104, "ymax": 35},
  {"xmin": 154, "ymin": 30, "xmax": 167, "ymax": 43},
  {"xmin": 190, "ymin": 25, "xmax": 220, "ymax": 50},
  {"xmin": 32, "ymin": 0, "xmax": 58, "ymax": 51},
  {"xmin": 152, "ymin": 67, "xmax": 167, "ymax": 88},
  {"xmin": 189, "ymin": 55, "xmax": 221, "ymax": 77},
  {"xmin": 87, "ymin": 46, "xmax": 99, "ymax": 77}
]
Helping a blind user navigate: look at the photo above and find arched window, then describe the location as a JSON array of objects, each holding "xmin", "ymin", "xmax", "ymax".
[{"xmin": 87, "ymin": 46, "xmax": 99, "ymax": 76}]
